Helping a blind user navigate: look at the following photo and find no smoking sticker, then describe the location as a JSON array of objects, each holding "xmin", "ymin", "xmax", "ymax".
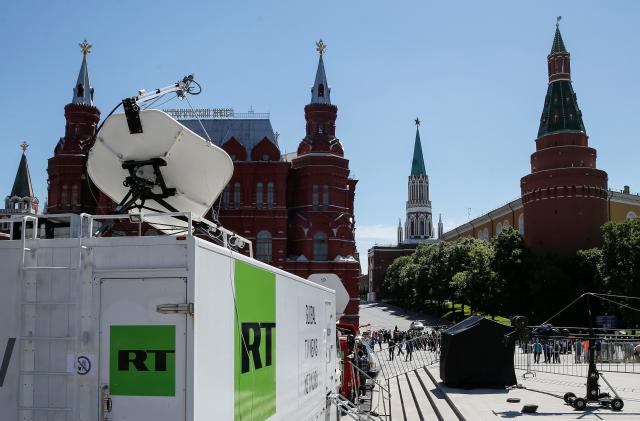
[{"xmin": 67, "ymin": 353, "xmax": 95, "ymax": 377}]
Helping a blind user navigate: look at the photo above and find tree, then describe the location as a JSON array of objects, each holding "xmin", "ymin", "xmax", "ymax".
[
  {"xmin": 450, "ymin": 240, "xmax": 499, "ymax": 316},
  {"xmin": 600, "ymin": 218, "xmax": 640, "ymax": 298},
  {"xmin": 383, "ymin": 255, "xmax": 412, "ymax": 307},
  {"xmin": 491, "ymin": 227, "xmax": 530, "ymax": 316}
]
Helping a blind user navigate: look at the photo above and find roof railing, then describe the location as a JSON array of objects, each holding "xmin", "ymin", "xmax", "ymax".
[{"xmin": 1, "ymin": 212, "xmax": 253, "ymax": 257}]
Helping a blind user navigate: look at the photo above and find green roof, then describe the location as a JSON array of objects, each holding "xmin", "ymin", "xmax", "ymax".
[
  {"xmin": 537, "ymin": 80, "xmax": 585, "ymax": 137},
  {"xmin": 10, "ymin": 153, "xmax": 34, "ymax": 198},
  {"xmin": 551, "ymin": 26, "xmax": 567, "ymax": 54},
  {"xmin": 410, "ymin": 127, "xmax": 426, "ymax": 176}
]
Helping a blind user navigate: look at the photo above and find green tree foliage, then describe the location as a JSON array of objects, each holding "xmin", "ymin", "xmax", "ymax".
[
  {"xmin": 380, "ymin": 219, "xmax": 639, "ymax": 326},
  {"xmin": 600, "ymin": 218, "xmax": 640, "ymax": 298},
  {"xmin": 382, "ymin": 255, "xmax": 412, "ymax": 307},
  {"xmin": 491, "ymin": 228, "xmax": 530, "ymax": 315}
]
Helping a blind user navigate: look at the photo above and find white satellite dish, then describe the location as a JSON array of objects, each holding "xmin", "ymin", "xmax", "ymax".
[
  {"xmin": 308, "ymin": 274, "xmax": 350, "ymax": 316},
  {"xmin": 87, "ymin": 109, "xmax": 233, "ymax": 234}
]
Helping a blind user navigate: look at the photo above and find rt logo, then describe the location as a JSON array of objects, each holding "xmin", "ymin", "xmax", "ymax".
[
  {"xmin": 240, "ymin": 322, "xmax": 276, "ymax": 374},
  {"xmin": 118, "ymin": 350, "xmax": 175, "ymax": 371}
]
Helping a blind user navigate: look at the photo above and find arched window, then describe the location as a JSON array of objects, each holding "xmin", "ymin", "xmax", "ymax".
[
  {"xmin": 223, "ymin": 186, "xmax": 230, "ymax": 208},
  {"xmin": 518, "ymin": 214, "xmax": 525, "ymax": 236},
  {"xmin": 483, "ymin": 228, "xmax": 489, "ymax": 241},
  {"xmin": 419, "ymin": 219, "xmax": 425, "ymax": 236},
  {"xmin": 61, "ymin": 185, "xmax": 69, "ymax": 207},
  {"xmin": 256, "ymin": 183, "xmax": 263, "ymax": 209},
  {"xmin": 496, "ymin": 222, "xmax": 503, "ymax": 234},
  {"xmin": 312, "ymin": 185, "xmax": 319, "ymax": 210},
  {"xmin": 76, "ymin": 83, "xmax": 84, "ymax": 98},
  {"xmin": 233, "ymin": 182, "xmax": 241, "ymax": 208},
  {"xmin": 410, "ymin": 218, "xmax": 415, "ymax": 236},
  {"xmin": 313, "ymin": 231, "xmax": 328, "ymax": 261},
  {"xmin": 71, "ymin": 185, "xmax": 79, "ymax": 206},
  {"xmin": 267, "ymin": 182, "xmax": 274, "ymax": 208},
  {"xmin": 322, "ymin": 185, "xmax": 329, "ymax": 209},
  {"xmin": 626, "ymin": 211, "xmax": 637, "ymax": 221},
  {"xmin": 256, "ymin": 230, "xmax": 272, "ymax": 262},
  {"xmin": 318, "ymin": 84, "xmax": 325, "ymax": 98}
]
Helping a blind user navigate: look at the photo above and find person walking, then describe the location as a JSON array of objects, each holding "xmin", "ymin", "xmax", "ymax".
[
  {"xmin": 397, "ymin": 336, "xmax": 406, "ymax": 357},
  {"xmin": 405, "ymin": 339, "xmax": 413, "ymax": 362},
  {"xmin": 533, "ymin": 338, "xmax": 542, "ymax": 364},
  {"xmin": 553, "ymin": 340, "xmax": 560, "ymax": 363},
  {"xmin": 388, "ymin": 338, "xmax": 395, "ymax": 361},
  {"xmin": 574, "ymin": 339, "xmax": 582, "ymax": 364}
]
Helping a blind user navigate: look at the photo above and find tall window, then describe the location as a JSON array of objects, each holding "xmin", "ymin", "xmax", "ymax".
[
  {"xmin": 318, "ymin": 84, "xmax": 325, "ymax": 97},
  {"xmin": 256, "ymin": 183, "xmax": 263, "ymax": 209},
  {"xmin": 233, "ymin": 182, "xmax": 241, "ymax": 208},
  {"xmin": 256, "ymin": 230, "xmax": 272, "ymax": 262},
  {"xmin": 61, "ymin": 185, "xmax": 69, "ymax": 207},
  {"xmin": 410, "ymin": 219, "xmax": 415, "ymax": 236},
  {"xmin": 312, "ymin": 185, "xmax": 319, "ymax": 210},
  {"xmin": 313, "ymin": 231, "xmax": 328, "ymax": 261},
  {"xmin": 267, "ymin": 182, "xmax": 274, "ymax": 209},
  {"xmin": 223, "ymin": 186, "xmax": 230, "ymax": 208},
  {"xmin": 322, "ymin": 185, "xmax": 329, "ymax": 209},
  {"xmin": 518, "ymin": 214, "xmax": 525, "ymax": 235},
  {"xmin": 71, "ymin": 185, "xmax": 79, "ymax": 207},
  {"xmin": 419, "ymin": 219, "xmax": 425, "ymax": 236}
]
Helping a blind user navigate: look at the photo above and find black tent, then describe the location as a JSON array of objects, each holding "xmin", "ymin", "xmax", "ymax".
[{"xmin": 440, "ymin": 316, "xmax": 517, "ymax": 388}]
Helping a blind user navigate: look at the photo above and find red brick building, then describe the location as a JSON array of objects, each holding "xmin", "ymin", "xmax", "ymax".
[{"xmin": 46, "ymin": 41, "xmax": 362, "ymax": 326}]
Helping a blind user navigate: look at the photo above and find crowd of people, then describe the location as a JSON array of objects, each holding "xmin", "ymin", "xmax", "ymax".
[
  {"xmin": 524, "ymin": 337, "xmax": 640, "ymax": 364},
  {"xmin": 363, "ymin": 325, "xmax": 441, "ymax": 362}
]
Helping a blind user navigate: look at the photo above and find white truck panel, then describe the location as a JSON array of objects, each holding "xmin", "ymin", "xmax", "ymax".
[{"xmin": 0, "ymin": 234, "xmax": 338, "ymax": 421}]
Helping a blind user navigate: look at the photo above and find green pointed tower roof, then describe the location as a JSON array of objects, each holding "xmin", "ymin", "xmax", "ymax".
[
  {"xmin": 10, "ymin": 143, "xmax": 34, "ymax": 198},
  {"xmin": 538, "ymin": 19, "xmax": 586, "ymax": 137},
  {"xmin": 551, "ymin": 17, "xmax": 567, "ymax": 54},
  {"xmin": 410, "ymin": 118, "xmax": 426, "ymax": 176}
]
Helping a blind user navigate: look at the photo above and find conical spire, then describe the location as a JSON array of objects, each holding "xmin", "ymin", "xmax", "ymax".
[
  {"xmin": 10, "ymin": 142, "xmax": 34, "ymax": 198},
  {"xmin": 550, "ymin": 17, "xmax": 567, "ymax": 54},
  {"xmin": 72, "ymin": 40, "xmax": 94, "ymax": 106},
  {"xmin": 410, "ymin": 118, "xmax": 426, "ymax": 176},
  {"xmin": 310, "ymin": 39, "xmax": 331, "ymax": 104},
  {"xmin": 538, "ymin": 21, "xmax": 585, "ymax": 137}
]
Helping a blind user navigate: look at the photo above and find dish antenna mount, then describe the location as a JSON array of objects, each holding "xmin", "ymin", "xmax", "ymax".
[{"xmin": 87, "ymin": 75, "xmax": 236, "ymax": 243}]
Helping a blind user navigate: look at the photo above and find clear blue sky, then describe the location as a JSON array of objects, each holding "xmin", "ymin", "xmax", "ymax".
[{"xmin": 1, "ymin": 1, "xmax": 639, "ymax": 272}]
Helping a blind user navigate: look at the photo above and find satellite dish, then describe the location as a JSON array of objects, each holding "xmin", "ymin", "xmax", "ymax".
[
  {"xmin": 308, "ymin": 274, "xmax": 349, "ymax": 316},
  {"xmin": 87, "ymin": 109, "xmax": 233, "ymax": 234}
]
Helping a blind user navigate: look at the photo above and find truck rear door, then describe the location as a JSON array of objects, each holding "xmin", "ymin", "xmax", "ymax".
[{"xmin": 99, "ymin": 277, "xmax": 187, "ymax": 421}]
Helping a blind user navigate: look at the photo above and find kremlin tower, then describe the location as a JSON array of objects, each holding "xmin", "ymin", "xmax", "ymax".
[
  {"xmin": 46, "ymin": 41, "xmax": 112, "ymax": 216},
  {"xmin": 403, "ymin": 118, "xmax": 434, "ymax": 243},
  {"xmin": 286, "ymin": 40, "xmax": 360, "ymax": 326},
  {"xmin": 520, "ymin": 19, "xmax": 608, "ymax": 253}
]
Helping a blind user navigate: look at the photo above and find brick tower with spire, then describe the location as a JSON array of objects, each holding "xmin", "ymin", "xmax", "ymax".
[
  {"xmin": 285, "ymin": 40, "xmax": 361, "ymax": 326},
  {"xmin": 47, "ymin": 41, "xmax": 112, "ymax": 216},
  {"xmin": 520, "ymin": 19, "xmax": 608, "ymax": 253},
  {"xmin": 403, "ymin": 118, "xmax": 434, "ymax": 243}
]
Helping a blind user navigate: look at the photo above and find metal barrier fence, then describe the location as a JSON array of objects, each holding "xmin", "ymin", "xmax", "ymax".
[
  {"xmin": 370, "ymin": 334, "xmax": 440, "ymax": 380},
  {"xmin": 514, "ymin": 335, "xmax": 640, "ymax": 378}
]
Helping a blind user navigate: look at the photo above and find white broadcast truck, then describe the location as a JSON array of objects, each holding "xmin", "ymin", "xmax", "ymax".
[
  {"xmin": 0, "ymin": 215, "xmax": 340, "ymax": 421},
  {"xmin": 0, "ymin": 76, "xmax": 345, "ymax": 420}
]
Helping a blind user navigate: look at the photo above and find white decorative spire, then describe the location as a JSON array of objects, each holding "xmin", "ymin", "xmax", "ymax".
[
  {"xmin": 397, "ymin": 218, "xmax": 403, "ymax": 245},
  {"xmin": 310, "ymin": 39, "xmax": 331, "ymax": 104},
  {"xmin": 72, "ymin": 40, "xmax": 94, "ymax": 106},
  {"xmin": 438, "ymin": 214, "xmax": 444, "ymax": 239}
]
